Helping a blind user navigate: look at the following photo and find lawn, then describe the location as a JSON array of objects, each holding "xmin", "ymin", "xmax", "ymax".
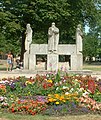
[
  {"xmin": 0, "ymin": 59, "xmax": 16, "ymax": 71},
  {"xmin": 0, "ymin": 60, "xmax": 101, "ymax": 71},
  {"xmin": 0, "ymin": 60, "xmax": 7, "ymax": 71},
  {"xmin": 0, "ymin": 112, "xmax": 101, "ymax": 120},
  {"xmin": 83, "ymin": 64, "xmax": 101, "ymax": 71}
]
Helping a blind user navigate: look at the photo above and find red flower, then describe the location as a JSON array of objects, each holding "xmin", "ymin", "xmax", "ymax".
[
  {"xmin": 31, "ymin": 111, "xmax": 36, "ymax": 115},
  {"xmin": 25, "ymin": 106, "xmax": 29, "ymax": 110},
  {"xmin": 48, "ymin": 83, "xmax": 53, "ymax": 87},
  {"xmin": 17, "ymin": 100, "xmax": 21, "ymax": 104},
  {"xmin": 11, "ymin": 108, "xmax": 15, "ymax": 112},
  {"xmin": 88, "ymin": 79, "xmax": 96, "ymax": 94},
  {"xmin": 43, "ymin": 83, "xmax": 47, "ymax": 89}
]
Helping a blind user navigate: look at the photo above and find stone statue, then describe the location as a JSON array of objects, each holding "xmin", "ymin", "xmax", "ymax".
[
  {"xmin": 48, "ymin": 22, "xmax": 59, "ymax": 53},
  {"xmin": 76, "ymin": 24, "xmax": 83, "ymax": 54},
  {"xmin": 25, "ymin": 23, "xmax": 33, "ymax": 53}
]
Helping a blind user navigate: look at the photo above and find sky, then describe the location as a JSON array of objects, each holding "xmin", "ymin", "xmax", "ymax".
[{"xmin": 85, "ymin": 25, "xmax": 90, "ymax": 33}]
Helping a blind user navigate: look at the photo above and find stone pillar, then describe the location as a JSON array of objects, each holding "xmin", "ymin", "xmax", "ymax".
[
  {"xmin": 58, "ymin": 62, "xmax": 70, "ymax": 71},
  {"xmin": 47, "ymin": 53, "xmax": 58, "ymax": 71},
  {"xmin": 71, "ymin": 54, "xmax": 83, "ymax": 70},
  {"xmin": 77, "ymin": 54, "xmax": 83, "ymax": 70},
  {"xmin": 24, "ymin": 52, "xmax": 29, "ymax": 69},
  {"xmin": 29, "ymin": 54, "xmax": 36, "ymax": 70},
  {"xmin": 71, "ymin": 55, "xmax": 78, "ymax": 70}
]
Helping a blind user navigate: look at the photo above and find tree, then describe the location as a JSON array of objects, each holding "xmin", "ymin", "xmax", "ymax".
[
  {"xmin": 0, "ymin": 1, "xmax": 21, "ymax": 55},
  {"xmin": 0, "ymin": 0, "xmax": 100, "ymax": 59},
  {"xmin": 83, "ymin": 0, "xmax": 101, "ymax": 62},
  {"xmin": 83, "ymin": 33, "xmax": 98, "ymax": 62}
]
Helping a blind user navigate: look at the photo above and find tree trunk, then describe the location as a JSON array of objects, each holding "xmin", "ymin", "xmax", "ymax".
[{"xmin": 20, "ymin": 30, "xmax": 26, "ymax": 62}]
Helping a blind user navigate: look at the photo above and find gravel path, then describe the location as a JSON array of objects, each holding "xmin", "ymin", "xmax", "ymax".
[
  {"xmin": 0, "ymin": 71, "xmax": 36, "ymax": 79},
  {"xmin": 0, "ymin": 70, "xmax": 101, "ymax": 79}
]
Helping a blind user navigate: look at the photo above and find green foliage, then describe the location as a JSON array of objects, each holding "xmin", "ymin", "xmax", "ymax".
[
  {"xmin": 5, "ymin": 76, "xmax": 55, "ymax": 97},
  {"xmin": 55, "ymin": 70, "xmax": 61, "ymax": 83},
  {"xmin": 0, "ymin": 0, "xmax": 100, "ymax": 55},
  {"xmin": 33, "ymin": 32, "xmax": 47, "ymax": 44},
  {"xmin": 89, "ymin": 87, "xmax": 101, "ymax": 102},
  {"xmin": 83, "ymin": 33, "xmax": 98, "ymax": 61}
]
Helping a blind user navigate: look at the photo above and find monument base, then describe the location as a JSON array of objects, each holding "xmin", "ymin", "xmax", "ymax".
[
  {"xmin": 24, "ymin": 52, "xmax": 29, "ymax": 69},
  {"xmin": 47, "ymin": 53, "xmax": 58, "ymax": 71}
]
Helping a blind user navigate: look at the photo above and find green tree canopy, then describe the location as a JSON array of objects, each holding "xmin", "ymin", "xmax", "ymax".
[
  {"xmin": 0, "ymin": 0, "xmax": 100, "ymax": 58},
  {"xmin": 83, "ymin": 0, "xmax": 101, "ymax": 61}
]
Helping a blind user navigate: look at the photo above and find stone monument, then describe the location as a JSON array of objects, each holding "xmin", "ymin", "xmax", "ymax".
[
  {"xmin": 47, "ymin": 22, "xmax": 59, "ymax": 70},
  {"xmin": 75, "ymin": 24, "xmax": 83, "ymax": 70},
  {"xmin": 48, "ymin": 22, "xmax": 59, "ymax": 53},
  {"xmin": 76, "ymin": 24, "xmax": 83, "ymax": 54},
  {"xmin": 25, "ymin": 23, "xmax": 33, "ymax": 53},
  {"xmin": 24, "ymin": 23, "xmax": 83, "ymax": 71},
  {"xmin": 24, "ymin": 23, "xmax": 33, "ymax": 69}
]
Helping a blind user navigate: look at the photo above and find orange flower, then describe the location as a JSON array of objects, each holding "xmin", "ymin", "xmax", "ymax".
[
  {"xmin": 59, "ymin": 96, "xmax": 64, "ymax": 100},
  {"xmin": 54, "ymin": 94, "xmax": 60, "ymax": 99},
  {"xmin": 11, "ymin": 104, "xmax": 15, "ymax": 107},
  {"xmin": 0, "ymin": 84, "xmax": 6, "ymax": 92},
  {"xmin": 0, "ymin": 84, "xmax": 6, "ymax": 89}
]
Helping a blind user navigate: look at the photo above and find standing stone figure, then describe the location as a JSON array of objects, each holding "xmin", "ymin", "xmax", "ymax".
[
  {"xmin": 25, "ymin": 23, "xmax": 33, "ymax": 53},
  {"xmin": 76, "ymin": 24, "xmax": 83, "ymax": 54},
  {"xmin": 48, "ymin": 22, "xmax": 59, "ymax": 53}
]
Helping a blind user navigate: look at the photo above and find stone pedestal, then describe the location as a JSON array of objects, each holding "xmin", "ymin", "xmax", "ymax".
[
  {"xmin": 71, "ymin": 55, "xmax": 78, "ymax": 70},
  {"xmin": 77, "ymin": 54, "xmax": 83, "ymax": 70},
  {"xmin": 24, "ymin": 44, "xmax": 83, "ymax": 71},
  {"xmin": 58, "ymin": 62, "xmax": 70, "ymax": 71},
  {"xmin": 24, "ymin": 52, "xmax": 29, "ymax": 69},
  {"xmin": 29, "ymin": 54, "xmax": 36, "ymax": 70},
  {"xmin": 71, "ymin": 54, "xmax": 83, "ymax": 70},
  {"xmin": 47, "ymin": 53, "xmax": 58, "ymax": 71}
]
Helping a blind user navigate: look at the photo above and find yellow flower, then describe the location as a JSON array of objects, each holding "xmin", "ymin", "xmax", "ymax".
[
  {"xmin": 53, "ymin": 98, "xmax": 57, "ymax": 102},
  {"xmin": 66, "ymin": 94, "xmax": 71, "ymax": 97},
  {"xmin": 25, "ymin": 81, "xmax": 32, "ymax": 85},
  {"xmin": 47, "ymin": 80, "xmax": 53, "ymax": 83},
  {"xmin": 72, "ymin": 93, "xmax": 78, "ymax": 96},
  {"xmin": 55, "ymin": 101, "xmax": 59, "ymax": 105},
  {"xmin": 48, "ymin": 98, "xmax": 54, "ymax": 102},
  {"xmin": 48, "ymin": 94, "xmax": 52, "ymax": 97},
  {"xmin": 62, "ymin": 100, "xmax": 66, "ymax": 102},
  {"xmin": 66, "ymin": 97, "xmax": 70, "ymax": 100},
  {"xmin": 73, "ymin": 97, "xmax": 78, "ymax": 100},
  {"xmin": 59, "ymin": 96, "xmax": 65, "ymax": 100},
  {"xmin": 54, "ymin": 94, "xmax": 60, "ymax": 99}
]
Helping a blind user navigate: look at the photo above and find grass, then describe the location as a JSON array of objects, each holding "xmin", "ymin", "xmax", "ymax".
[
  {"xmin": 83, "ymin": 64, "xmax": 101, "ymax": 71},
  {"xmin": 0, "ymin": 64, "xmax": 101, "ymax": 71},
  {"xmin": 0, "ymin": 112, "xmax": 101, "ymax": 120},
  {"xmin": 0, "ymin": 60, "xmax": 16, "ymax": 71},
  {"xmin": 0, "ymin": 67, "xmax": 7, "ymax": 71},
  {"xmin": 0, "ymin": 60, "xmax": 7, "ymax": 71},
  {"xmin": 0, "ymin": 60, "xmax": 101, "ymax": 71}
]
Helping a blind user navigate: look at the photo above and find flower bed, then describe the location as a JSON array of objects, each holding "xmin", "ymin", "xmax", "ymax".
[{"xmin": 0, "ymin": 71, "xmax": 101, "ymax": 115}]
